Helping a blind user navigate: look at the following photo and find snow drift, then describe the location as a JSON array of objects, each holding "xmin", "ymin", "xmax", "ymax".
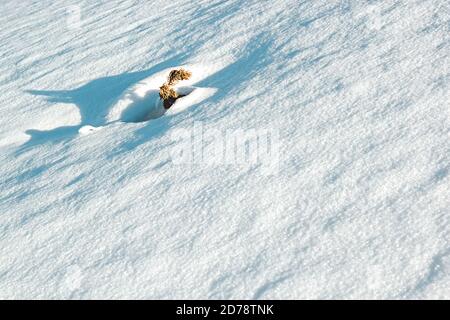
[{"xmin": 0, "ymin": 0, "xmax": 449, "ymax": 299}]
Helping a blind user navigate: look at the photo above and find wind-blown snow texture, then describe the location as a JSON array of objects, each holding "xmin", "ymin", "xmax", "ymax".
[{"xmin": 0, "ymin": 0, "xmax": 449, "ymax": 299}]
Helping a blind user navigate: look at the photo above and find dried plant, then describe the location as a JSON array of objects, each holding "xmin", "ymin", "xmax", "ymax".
[
  {"xmin": 159, "ymin": 68, "xmax": 192, "ymax": 109},
  {"xmin": 159, "ymin": 83, "xmax": 179, "ymax": 100},
  {"xmin": 167, "ymin": 68, "xmax": 192, "ymax": 86}
]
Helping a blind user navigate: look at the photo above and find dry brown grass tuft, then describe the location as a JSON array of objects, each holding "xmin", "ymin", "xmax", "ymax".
[
  {"xmin": 159, "ymin": 83, "xmax": 179, "ymax": 100},
  {"xmin": 159, "ymin": 68, "xmax": 192, "ymax": 109},
  {"xmin": 167, "ymin": 68, "xmax": 192, "ymax": 86}
]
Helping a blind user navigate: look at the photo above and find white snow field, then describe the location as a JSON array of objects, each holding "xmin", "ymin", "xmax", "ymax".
[{"xmin": 0, "ymin": 0, "xmax": 449, "ymax": 299}]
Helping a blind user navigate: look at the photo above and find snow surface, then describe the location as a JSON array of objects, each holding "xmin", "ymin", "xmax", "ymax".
[{"xmin": 0, "ymin": 0, "xmax": 449, "ymax": 299}]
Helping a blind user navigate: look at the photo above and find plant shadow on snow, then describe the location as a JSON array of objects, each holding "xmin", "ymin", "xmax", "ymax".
[
  {"xmin": 20, "ymin": 54, "xmax": 188, "ymax": 153},
  {"xmin": 115, "ymin": 35, "xmax": 273, "ymax": 153},
  {"xmin": 21, "ymin": 33, "xmax": 273, "ymax": 155}
]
